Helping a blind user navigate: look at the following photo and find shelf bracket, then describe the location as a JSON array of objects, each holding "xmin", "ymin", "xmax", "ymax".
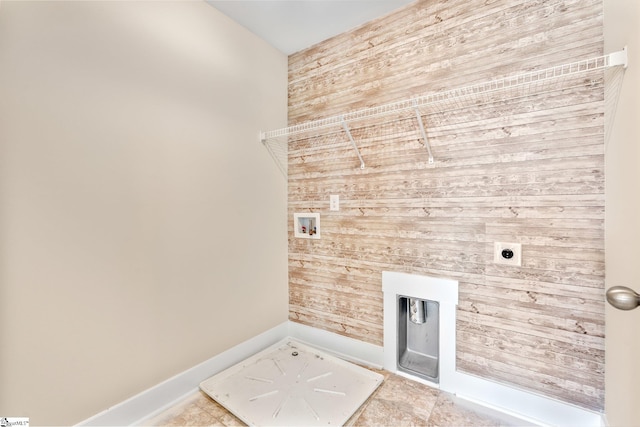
[
  {"xmin": 341, "ymin": 117, "xmax": 365, "ymax": 169},
  {"xmin": 609, "ymin": 46, "xmax": 628, "ymax": 69},
  {"xmin": 260, "ymin": 51, "xmax": 629, "ymax": 173},
  {"xmin": 413, "ymin": 102, "xmax": 434, "ymax": 164},
  {"xmin": 259, "ymin": 131, "xmax": 287, "ymax": 179}
]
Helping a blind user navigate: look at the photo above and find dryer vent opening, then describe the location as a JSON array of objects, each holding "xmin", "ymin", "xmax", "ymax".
[{"xmin": 398, "ymin": 297, "xmax": 439, "ymax": 383}]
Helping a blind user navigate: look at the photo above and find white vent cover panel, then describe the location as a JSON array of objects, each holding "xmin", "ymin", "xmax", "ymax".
[{"xmin": 200, "ymin": 338, "xmax": 383, "ymax": 426}]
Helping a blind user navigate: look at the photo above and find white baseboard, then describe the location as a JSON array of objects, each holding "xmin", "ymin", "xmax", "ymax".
[
  {"xmin": 76, "ymin": 322, "xmax": 289, "ymax": 426},
  {"xmin": 287, "ymin": 321, "xmax": 384, "ymax": 369},
  {"xmin": 77, "ymin": 321, "xmax": 605, "ymax": 427},
  {"xmin": 289, "ymin": 323, "xmax": 604, "ymax": 427},
  {"xmin": 450, "ymin": 372, "xmax": 602, "ymax": 427}
]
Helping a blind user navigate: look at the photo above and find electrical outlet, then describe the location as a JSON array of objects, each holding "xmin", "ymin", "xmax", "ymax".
[
  {"xmin": 330, "ymin": 194, "xmax": 339, "ymax": 211},
  {"xmin": 494, "ymin": 242, "xmax": 522, "ymax": 266}
]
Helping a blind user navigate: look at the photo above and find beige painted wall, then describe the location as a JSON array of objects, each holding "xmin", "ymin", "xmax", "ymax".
[
  {"xmin": 0, "ymin": 1, "xmax": 288, "ymax": 425},
  {"xmin": 603, "ymin": 0, "xmax": 640, "ymax": 425}
]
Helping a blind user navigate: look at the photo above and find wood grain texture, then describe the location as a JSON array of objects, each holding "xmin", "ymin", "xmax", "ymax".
[{"xmin": 287, "ymin": 0, "xmax": 604, "ymax": 410}]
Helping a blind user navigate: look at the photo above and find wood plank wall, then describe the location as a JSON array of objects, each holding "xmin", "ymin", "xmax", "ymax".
[{"xmin": 287, "ymin": 0, "xmax": 604, "ymax": 411}]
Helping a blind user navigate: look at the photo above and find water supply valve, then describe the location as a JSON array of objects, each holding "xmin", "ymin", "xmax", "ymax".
[{"xmin": 409, "ymin": 298, "xmax": 427, "ymax": 324}]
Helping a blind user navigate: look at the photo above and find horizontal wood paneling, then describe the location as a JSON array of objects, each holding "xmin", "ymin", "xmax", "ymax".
[{"xmin": 287, "ymin": 0, "xmax": 604, "ymax": 411}]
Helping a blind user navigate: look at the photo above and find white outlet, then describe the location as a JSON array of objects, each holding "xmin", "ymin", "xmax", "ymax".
[
  {"xmin": 494, "ymin": 242, "xmax": 522, "ymax": 266},
  {"xmin": 330, "ymin": 194, "xmax": 339, "ymax": 211}
]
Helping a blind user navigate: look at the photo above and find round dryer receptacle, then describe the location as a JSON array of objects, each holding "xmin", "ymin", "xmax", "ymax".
[{"xmin": 501, "ymin": 249, "xmax": 514, "ymax": 259}]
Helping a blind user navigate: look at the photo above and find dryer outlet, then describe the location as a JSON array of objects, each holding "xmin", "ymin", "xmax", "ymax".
[{"xmin": 494, "ymin": 242, "xmax": 522, "ymax": 266}]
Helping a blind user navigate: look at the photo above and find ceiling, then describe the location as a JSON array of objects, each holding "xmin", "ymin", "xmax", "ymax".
[{"xmin": 205, "ymin": 0, "xmax": 415, "ymax": 55}]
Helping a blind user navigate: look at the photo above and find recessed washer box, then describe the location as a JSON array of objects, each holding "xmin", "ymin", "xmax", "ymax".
[{"xmin": 294, "ymin": 213, "xmax": 320, "ymax": 239}]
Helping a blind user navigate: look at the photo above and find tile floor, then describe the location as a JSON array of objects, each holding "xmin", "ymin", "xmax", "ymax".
[{"xmin": 144, "ymin": 368, "xmax": 535, "ymax": 426}]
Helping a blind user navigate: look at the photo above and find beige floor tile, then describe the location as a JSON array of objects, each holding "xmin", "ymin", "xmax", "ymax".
[
  {"xmin": 351, "ymin": 397, "xmax": 431, "ymax": 426},
  {"xmin": 191, "ymin": 392, "xmax": 240, "ymax": 420},
  {"xmin": 373, "ymin": 375, "xmax": 440, "ymax": 419},
  {"xmin": 146, "ymin": 373, "xmax": 532, "ymax": 427},
  {"xmin": 349, "ymin": 375, "xmax": 439, "ymax": 426},
  {"xmin": 426, "ymin": 393, "xmax": 528, "ymax": 427},
  {"xmin": 146, "ymin": 394, "xmax": 222, "ymax": 426}
]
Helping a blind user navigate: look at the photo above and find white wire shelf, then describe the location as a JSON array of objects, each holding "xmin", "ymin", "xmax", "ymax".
[{"xmin": 261, "ymin": 48, "xmax": 627, "ymax": 177}]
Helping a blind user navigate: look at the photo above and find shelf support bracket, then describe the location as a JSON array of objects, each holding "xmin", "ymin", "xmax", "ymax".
[
  {"xmin": 609, "ymin": 46, "xmax": 628, "ymax": 69},
  {"xmin": 413, "ymin": 102, "xmax": 434, "ymax": 164},
  {"xmin": 341, "ymin": 117, "xmax": 365, "ymax": 169}
]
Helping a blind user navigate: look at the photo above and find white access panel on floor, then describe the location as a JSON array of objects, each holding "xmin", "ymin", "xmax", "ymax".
[{"xmin": 200, "ymin": 338, "xmax": 384, "ymax": 426}]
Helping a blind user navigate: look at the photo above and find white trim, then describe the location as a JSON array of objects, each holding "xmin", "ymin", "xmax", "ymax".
[
  {"xmin": 381, "ymin": 271, "xmax": 459, "ymax": 303},
  {"xmin": 77, "ymin": 319, "xmax": 605, "ymax": 427},
  {"xmin": 293, "ymin": 212, "xmax": 321, "ymax": 239},
  {"xmin": 287, "ymin": 321, "xmax": 383, "ymax": 369},
  {"xmin": 380, "ymin": 271, "xmax": 603, "ymax": 427},
  {"xmin": 450, "ymin": 373, "xmax": 602, "ymax": 427},
  {"xmin": 382, "ymin": 271, "xmax": 459, "ymax": 391},
  {"xmin": 76, "ymin": 322, "xmax": 289, "ymax": 426}
]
